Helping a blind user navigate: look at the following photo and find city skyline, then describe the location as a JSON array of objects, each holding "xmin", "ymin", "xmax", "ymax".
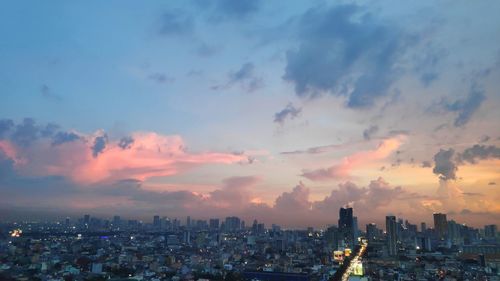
[{"xmin": 1, "ymin": 1, "xmax": 500, "ymax": 228}]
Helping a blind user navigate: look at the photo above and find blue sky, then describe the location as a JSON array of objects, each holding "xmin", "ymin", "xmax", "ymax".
[{"xmin": 0, "ymin": 0, "xmax": 499, "ymax": 227}]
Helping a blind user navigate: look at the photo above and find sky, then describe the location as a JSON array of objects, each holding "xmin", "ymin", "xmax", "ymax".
[{"xmin": 0, "ymin": 0, "xmax": 499, "ymax": 228}]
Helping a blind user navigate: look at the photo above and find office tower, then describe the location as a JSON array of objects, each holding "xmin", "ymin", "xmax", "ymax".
[
  {"xmin": 338, "ymin": 207, "xmax": 354, "ymax": 247},
  {"xmin": 209, "ymin": 218, "xmax": 219, "ymax": 230},
  {"xmin": 84, "ymin": 214, "xmax": 90, "ymax": 224},
  {"xmin": 324, "ymin": 226, "xmax": 339, "ymax": 249},
  {"xmin": 113, "ymin": 215, "xmax": 121, "ymax": 226},
  {"xmin": 353, "ymin": 216, "xmax": 359, "ymax": 240},
  {"xmin": 186, "ymin": 216, "xmax": 191, "ymax": 228},
  {"xmin": 153, "ymin": 215, "xmax": 160, "ymax": 228},
  {"xmin": 447, "ymin": 220, "xmax": 461, "ymax": 245},
  {"xmin": 366, "ymin": 223, "xmax": 378, "ymax": 243},
  {"xmin": 225, "ymin": 216, "xmax": 241, "ymax": 232},
  {"xmin": 65, "ymin": 217, "xmax": 70, "ymax": 226},
  {"xmin": 386, "ymin": 215, "xmax": 398, "ymax": 256},
  {"xmin": 485, "ymin": 224, "xmax": 497, "ymax": 239},
  {"xmin": 421, "ymin": 222, "xmax": 427, "ymax": 232},
  {"xmin": 241, "ymin": 220, "xmax": 245, "ymax": 230},
  {"xmin": 252, "ymin": 219, "xmax": 258, "ymax": 233},
  {"xmin": 433, "ymin": 213, "xmax": 448, "ymax": 239}
]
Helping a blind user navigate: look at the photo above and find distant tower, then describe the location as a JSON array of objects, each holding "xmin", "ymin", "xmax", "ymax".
[
  {"xmin": 433, "ymin": 213, "xmax": 448, "ymax": 240},
  {"xmin": 386, "ymin": 215, "xmax": 397, "ymax": 256},
  {"xmin": 338, "ymin": 207, "xmax": 354, "ymax": 247}
]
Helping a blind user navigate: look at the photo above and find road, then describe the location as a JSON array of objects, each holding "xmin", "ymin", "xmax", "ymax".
[{"xmin": 341, "ymin": 240, "xmax": 368, "ymax": 281}]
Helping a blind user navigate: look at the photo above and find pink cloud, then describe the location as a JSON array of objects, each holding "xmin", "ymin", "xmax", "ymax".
[
  {"xmin": 301, "ymin": 135, "xmax": 405, "ymax": 181},
  {"xmin": 5, "ymin": 132, "xmax": 249, "ymax": 184}
]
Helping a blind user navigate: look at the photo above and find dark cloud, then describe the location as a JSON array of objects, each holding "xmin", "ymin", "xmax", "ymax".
[
  {"xmin": 148, "ymin": 73, "xmax": 175, "ymax": 83},
  {"xmin": 488, "ymin": 182, "xmax": 496, "ymax": 186},
  {"xmin": 432, "ymin": 148, "xmax": 457, "ymax": 181},
  {"xmin": 40, "ymin": 84, "xmax": 62, "ymax": 101},
  {"xmin": 479, "ymin": 135, "xmax": 490, "ymax": 143},
  {"xmin": 421, "ymin": 161, "xmax": 432, "ymax": 168},
  {"xmin": 283, "ymin": 4, "xmax": 416, "ymax": 108},
  {"xmin": 458, "ymin": 144, "xmax": 500, "ymax": 164},
  {"xmin": 215, "ymin": 0, "xmax": 260, "ymax": 19},
  {"xmin": 40, "ymin": 123, "xmax": 60, "ymax": 137},
  {"xmin": 213, "ymin": 62, "xmax": 263, "ymax": 92},
  {"xmin": 51, "ymin": 131, "xmax": 81, "ymax": 146},
  {"xmin": 420, "ymin": 72, "xmax": 439, "ymax": 87},
  {"xmin": 444, "ymin": 84, "xmax": 486, "ymax": 127},
  {"xmin": 363, "ymin": 125, "xmax": 379, "ymax": 140},
  {"xmin": 118, "ymin": 136, "xmax": 134, "ymax": 150},
  {"xmin": 92, "ymin": 134, "xmax": 108, "ymax": 158},
  {"xmin": 11, "ymin": 118, "xmax": 39, "ymax": 147},
  {"xmin": 273, "ymin": 103, "xmax": 301, "ymax": 125},
  {"xmin": 0, "ymin": 119, "xmax": 14, "ymax": 138},
  {"xmin": 159, "ymin": 12, "xmax": 194, "ymax": 36}
]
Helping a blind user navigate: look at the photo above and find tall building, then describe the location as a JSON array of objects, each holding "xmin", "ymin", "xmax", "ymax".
[
  {"xmin": 338, "ymin": 207, "xmax": 354, "ymax": 247},
  {"xmin": 153, "ymin": 215, "xmax": 160, "ymax": 228},
  {"xmin": 485, "ymin": 224, "xmax": 497, "ymax": 239},
  {"xmin": 84, "ymin": 214, "xmax": 90, "ymax": 224},
  {"xmin": 186, "ymin": 216, "xmax": 191, "ymax": 228},
  {"xmin": 209, "ymin": 218, "xmax": 219, "ymax": 230},
  {"xmin": 366, "ymin": 223, "xmax": 379, "ymax": 243},
  {"xmin": 433, "ymin": 213, "xmax": 448, "ymax": 239},
  {"xmin": 421, "ymin": 222, "xmax": 427, "ymax": 232},
  {"xmin": 225, "ymin": 216, "xmax": 241, "ymax": 232},
  {"xmin": 386, "ymin": 215, "xmax": 398, "ymax": 256}
]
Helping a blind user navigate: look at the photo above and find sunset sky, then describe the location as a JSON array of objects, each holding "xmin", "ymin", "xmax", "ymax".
[{"xmin": 0, "ymin": 0, "xmax": 499, "ymax": 228}]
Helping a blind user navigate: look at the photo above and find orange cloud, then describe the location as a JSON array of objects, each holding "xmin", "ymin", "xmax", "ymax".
[{"xmin": 302, "ymin": 135, "xmax": 405, "ymax": 181}]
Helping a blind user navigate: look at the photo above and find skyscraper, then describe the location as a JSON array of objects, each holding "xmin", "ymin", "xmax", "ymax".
[
  {"xmin": 485, "ymin": 224, "xmax": 497, "ymax": 239},
  {"xmin": 338, "ymin": 207, "xmax": 354, "ymax": 247},
  {"xmin": 153, "ymin": 215, "xmax": 160, "ymax": 228},
  {"xmin": 386, "ymin": 215, "xmax": 397, "ymax": 256},
  {"xmin": 433, "ymin": 213, "xmax": 448, "ymax": 240},
  {"xmin": 366, "ymin": 223, "xmax": 378, "ymax": 243},
  {"xmin": 209, "ymin": 218, "xmax": 219, "ymax": 230}
]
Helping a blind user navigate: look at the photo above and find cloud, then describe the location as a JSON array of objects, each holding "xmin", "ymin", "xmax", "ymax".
[
  {"xmin": 363, "ymin": 125, "xmax": 379, "ymax": 140},
  {"xmin": 0, "ymin": 123, "xmax": 250, "ymax": 184},
  {"xmin": 51, "ymin": 131, "xmax": 82, "ymax": 146},
  {"xmin": 443, "ymin": 84, "xmax": 486, "ymax": 127},
  {"xmin": 283, "ymin": 4, "xmax": 416, "ymax": 108},
  {"xmin": 40, "ymin": 84, "xmax": 62, "ymax": 101},
  {"xmin": 0, "ymin": 119, "xmax": 14, "ymax": 138},
  {"xmin": 91, "ymin": 134, "xmax": 108, "ymax": 158},
  {"xmin": 118, "ymin": 136, "xmax": 134, "ymax": 150},
  {"xmin": 457, "ymin": 144, "xmax": 500, "ymax": 164},
  {"xmin": 11, "ymin": 118, "xmax": 39, "ymax": 147},
  {"xmin": 214, "ymin": 0, "xmax": 260, "ymax": 19},
  {"xmin": 158, "ymin": 12, "xmax": 194, "ymax": 36},
  {"xmin": 148, "ymin": 73, "xmax": 175, "ymax": 83},
  {"xmin": 302, "ymin": 136, "xmax": 404, "ymax": 181},
  {"xmin": 421, "ymin": 161, "xmax": 432, "ymax": 168},
  {"xmin": 274, "ymin": 182, "xmax": 311, "ymax": 213},
  {"xmin": 213, "ymin": 62, "xmax": 263, "ymax": 93},
  {"xmin": 273, "ymin": 103, "xmax": 302, "ymax": 125},
  {"xmin": 432, "ymin": 148, "xmax": 457, "ymax": 181},
  {"xmin": 488, "ymin": 182, "xmax": 496, "ymax": 185}
]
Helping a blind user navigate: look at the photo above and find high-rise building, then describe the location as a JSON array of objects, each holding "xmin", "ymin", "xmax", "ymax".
[
  {"xmin": 324, "ymin": 226, "xmax": 339, "ymax": 249},
  {"xmin": 209, "ymin": 218, "xmax": 219, "ymax": 230},
  {"xmin": 338, "ymin": 207, "xmax": 354, "ymax": 247},
  {"xmin": 421, "ymin": 222, "xmax": 427, "ymax": 232},
  {"xmin": 225, "ymin": 216, "xmax": 241, "ymax": 232},
  {"xmin": 186, "ymin": 216, "xmax": 191, "ymax": 228},
  {"xmin": 485, "ymin": 224, "xmax": 497, "ymax": 239},
  {"xmin": 84, "ymin": 214, "xmax": 90, "ymax": 224},
  {"xmin": 433, "ymin": 213, "xmax": 448, "ymax": 239},
  {"xmin": 153, "ymin": 215, "xmax": 160, "ymax": 228},
  {"xmin": 386, "ymin": 215, "xmax": 398, "ymax": 256},
  {"xmin": 366, "ymin": 223, "xmax": 379, "ymax": 243}
]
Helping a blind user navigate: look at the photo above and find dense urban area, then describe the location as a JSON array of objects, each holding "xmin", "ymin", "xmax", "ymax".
[{"xmin": 0, "ymin": 208, "xmax": 498, "ymax": 281}]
